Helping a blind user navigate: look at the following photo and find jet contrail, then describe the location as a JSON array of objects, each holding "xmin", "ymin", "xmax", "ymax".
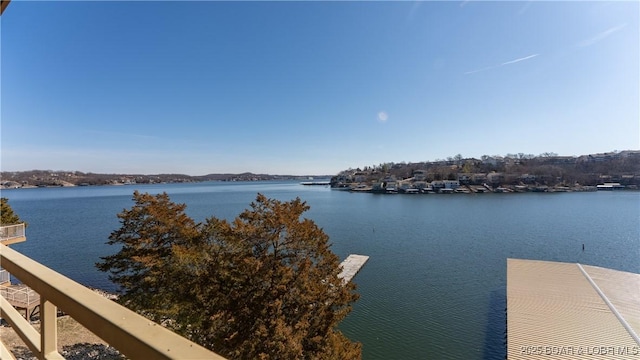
[{"xmin": 501, "ymin": 53, "xmax": 539, "ymax": 66}]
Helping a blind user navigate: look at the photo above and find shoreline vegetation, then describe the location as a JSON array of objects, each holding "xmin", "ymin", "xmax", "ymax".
[{"xmin": 1, "ymin": 150, "xmax": 638, "ymax": 191}]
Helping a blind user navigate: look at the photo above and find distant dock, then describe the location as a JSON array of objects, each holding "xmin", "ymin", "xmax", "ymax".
[
  {"xmin": 300, "ymin": 181, "xmax": 331, "ymax": 186},
  {"xmin": 338, "ymin": 254, "xmax": 370, "ymax": 283}
]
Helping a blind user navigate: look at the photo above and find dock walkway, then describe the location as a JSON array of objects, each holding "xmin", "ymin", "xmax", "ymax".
[{"xmin": 338, "ymin": 254, "xmax": 369, "ymax": 283}]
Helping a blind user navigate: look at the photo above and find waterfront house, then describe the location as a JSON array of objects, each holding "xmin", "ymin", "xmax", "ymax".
[
  {"xmin": 443, "ymin": 180, "xmax": 460, "ymax": 189},
  {"xmin": 382, "ymin": 175, "xmax": 397, "ymax": 183},
  {"xmin": 398, "ymin": 181, "xmax": 412, "ymax": 191},
  {"xmin": 385, "ymin": 181, "xmax": 398, "ymax": 192},
  {"xmin": 413, "ymin": 170, "xmax": 428, "ymax": 182},
  {"xmin": 413, "ymin": 181, "xmax": 429, "ymax": 189},
  {"xmin": 482, "ymin": 156, "xmax": 502, "ymax": 166},
  {"xmin": 471, "ymin": 173, "xmax": 487, "ymax": 184},
  {"xmin": 619, "ymin": 150, "xmax": 640, "ymax": 159},
  {"xmin": 544, "ymin": 155, "xmax": 576, "ymax": 165},
  {"xmin": 353, "ymin": 172, "xmax": 368, "ymax": 183},
  {"xmin": 372, "ymin": 180, "xmax": 398, "ymax": 192},
  {"xmin": 487, "ymin": 172, "xmax": 504, "ymax": 186},
  {"xmin": 621, "ymin": 174, "xmax": 636, "ymax": 185},
  {"xmin": 431, "ymin": 180, "xmax": 445, "ymax": 191},
  {"xmin": 457, "ymin": 174, "xmax": 471, "ymax": 184}
]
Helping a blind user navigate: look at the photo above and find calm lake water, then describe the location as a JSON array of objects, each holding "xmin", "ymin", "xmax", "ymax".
[{"xmin": 2, "ymin": 182, "xmax": 639, "ymax": 359}]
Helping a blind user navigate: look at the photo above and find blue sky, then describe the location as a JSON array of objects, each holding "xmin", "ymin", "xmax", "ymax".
[{"xmin": 2, "ymin": 1, "xmax": 638, "ymax": 175}]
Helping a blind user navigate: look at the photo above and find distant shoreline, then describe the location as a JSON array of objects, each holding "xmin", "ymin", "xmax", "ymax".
[{"xmin": 0, "ymin": 176, "xmax": 328, "ymax": 190}]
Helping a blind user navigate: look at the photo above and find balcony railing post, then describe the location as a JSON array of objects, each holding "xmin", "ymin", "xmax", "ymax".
[
  {"xmin": 0, "ymin": 244, "xmax": 224, "ymax": 359},
  {"xmin": 40, "ymin": 298, "xmax": 59, "ymax": 359}
]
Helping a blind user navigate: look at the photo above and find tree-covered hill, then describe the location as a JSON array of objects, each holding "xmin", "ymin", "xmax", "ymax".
[{"xmin": 331, "ymin": 150, "xmax": 640, "ymax": 190}]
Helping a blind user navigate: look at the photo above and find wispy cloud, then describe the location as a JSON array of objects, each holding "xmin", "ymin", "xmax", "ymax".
[
  {"xmin": 501, "ymin": 53, "xmax": 539, "ymax": 66},
  {"xmin": 459, "ymin": 0, "xmax": 471, "ymax": 8},
  {"xmin": 578, "ymin": 23, "xmax": 627, "ymax": 47},
  {"xmin": 465, "ymin": 53, "xmax": 539, "ymax": 75},
  {"xmin": 464, "ymin": 65, "xmax": 499, "ymax": 75}
]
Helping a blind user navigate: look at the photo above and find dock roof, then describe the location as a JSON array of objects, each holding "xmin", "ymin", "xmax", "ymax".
[{"xmin": 507, "ymin": 258, "xmax": 640, "ymax": 359}]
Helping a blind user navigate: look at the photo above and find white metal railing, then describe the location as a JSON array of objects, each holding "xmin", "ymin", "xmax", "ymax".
[
  {"xmin": 0, "ymin": 285, "xmax": 38, "ymax": 306},
  {"xmin": 0, "ymin": 269, "xmax": 9, "ymax": 284},
  {"xmin": 0, "ymin": 243, "xmax": 225, "ymax": 360},
  {"xmin": 0, "ymin": 224, "xmax": 26, "ymax": 242}
]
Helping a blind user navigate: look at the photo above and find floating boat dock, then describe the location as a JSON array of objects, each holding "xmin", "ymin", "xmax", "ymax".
[
  {"xmin": 338, "ymin": 254, "xmax": 370, "ymax": 283},
  {"xmin": 300, "ymin": 181, "xmax": 331, "ymax": 186},
  {"xmin": 507, "ymin": 258, "xmax": 640, "ymax": 359}
]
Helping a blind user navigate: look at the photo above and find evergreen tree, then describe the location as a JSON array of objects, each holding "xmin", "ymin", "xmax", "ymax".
[
  {"xmin": 0, "ymin": 198, "xmax": 25, "ymax": 226},
  {"xmin": 96, "ymin": 191, "xmax": 199, "ymax": 320},
  {"xmin": 97, "ymin": 192, "xmax": 361, "ymax": 359}
]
